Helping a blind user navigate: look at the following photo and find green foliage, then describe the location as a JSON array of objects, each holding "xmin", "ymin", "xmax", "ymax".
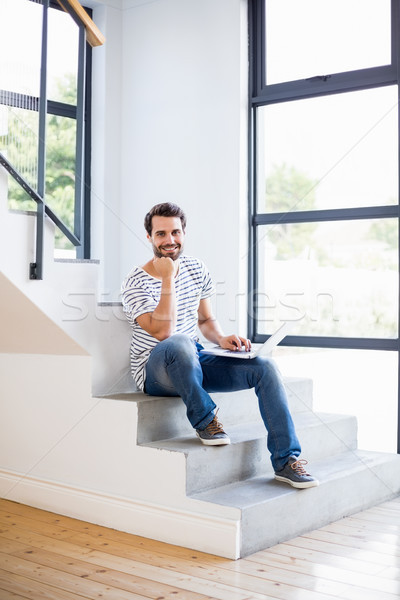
[
  {"xmin": 46, "ymin": 113, "xmax": 76, "ymax": 235},
  {"xmin": 2, "ymin": 108, "xmax": 38, "ymax": 211},
  {"xmin": 264, "ymin": 164, "xmax": 318, "ymax": 260},
  {"xmin": 265, "ymin": 163, "xmax": 317, "ymax": 213},
  {"xmin": 368, "ymin": 219, "xmax": 398, "ymax": 251},
  {"xmin": 46, "ymin": 72, "xmax": 77, "ymax": 248},
  {"xmin": 5, "ymin": 73, "xmax": 77, "ymax": 249}
]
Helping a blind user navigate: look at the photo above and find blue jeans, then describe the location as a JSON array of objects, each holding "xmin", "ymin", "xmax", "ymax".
[{"xmin": 143, "ymin": 333, "xmax": 301, "ymax": 472}]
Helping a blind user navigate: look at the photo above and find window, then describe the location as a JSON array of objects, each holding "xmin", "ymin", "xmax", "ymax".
[
  {"xmin": 249, "ymin": 0, "xmax": 399, "ymax": 452},
  {"xmin": 265, "ymin": 0, "xmax": 391, "ymax": 84},
  {"xmin": 0, "ymin": 0, "xmax": 92, "ymax": 258}
]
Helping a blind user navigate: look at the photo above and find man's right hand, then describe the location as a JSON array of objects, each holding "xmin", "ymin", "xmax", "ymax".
[
  {"xmin": 153, "ymin": 256, "xmax": 175, "ymax": 279},
  {"xmin": 137, "ymin": 257, "xmax": 177, "ymax": 340}
]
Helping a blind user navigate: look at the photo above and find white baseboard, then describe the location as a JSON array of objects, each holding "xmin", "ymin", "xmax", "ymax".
[{"xmin": 0, "ymin": 468, "xmax": 240, "ymax": 559}]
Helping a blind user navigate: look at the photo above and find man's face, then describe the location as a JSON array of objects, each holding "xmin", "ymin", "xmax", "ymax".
[{"xmin": 148, "ymin": 216, "xmax": 185, "ymax": 261}]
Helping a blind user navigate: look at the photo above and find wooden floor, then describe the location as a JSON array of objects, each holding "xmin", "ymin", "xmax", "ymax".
[{"xmin": 0, "ymin": 497, "xmax": 399, "ymax": 600}]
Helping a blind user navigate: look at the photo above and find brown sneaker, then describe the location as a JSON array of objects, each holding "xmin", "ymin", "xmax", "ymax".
[
  {"xmin": 274, "ymin": 457, "xmax": 319, "ymax": 489},
  {"xmin": 196, "ymin": 411, "xmax": 230, "ymax": 446}
]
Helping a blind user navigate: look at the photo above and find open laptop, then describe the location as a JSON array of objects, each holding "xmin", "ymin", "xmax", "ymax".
[{"xmin": 199, "ymin": 321, "xmax": 295, "ymax": 359}]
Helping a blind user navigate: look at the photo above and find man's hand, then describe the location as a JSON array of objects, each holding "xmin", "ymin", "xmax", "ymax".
[
  {"xmin": 153, "ymin": 256, "xmax": 175, "ymax": 279},
  {"xmin": 219, "ymin": 335, "xmax": 251, "ymax": 352},
  {"xmin": 136, "ymin": 256, "xmax": 177, "ymax": 341}
]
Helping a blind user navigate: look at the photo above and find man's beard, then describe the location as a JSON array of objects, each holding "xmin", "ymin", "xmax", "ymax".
[{"xmin": 152, "ymin": 243, "xmax": 183, "ymax": 261}]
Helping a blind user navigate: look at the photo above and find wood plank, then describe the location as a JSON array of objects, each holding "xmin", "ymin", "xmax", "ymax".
[
  {"xmin": 252, "ymin": 544, "xmax": 384, "ymax": 576},
  {"xmin": 62, "ymin": 532, "xmax": 348, "ymax": 600},
  {"xmin": 83, "ymin": 548, "xmax": 268, "ymax": 600},
  {"xmin": 0, "ymin": 526, "xmax": 95, "ymax": 561},
  {"xmin": 285, "ymin": 536, "xmax": 400, "ymax": 568},
  {"xmin": 0, "ymin": 501, "xmax": 115, "ymax": 540},
  {"xmin": 221, "ymin": 556, "xmax": 349, "ymax": 598},
  {"xmin": 0, "ymin": 511, "xmax": 79, "ymax": 541},
  {"xmin": 302, "ymin": 529, "xmax": 400, "ymax": 557},
  {"xmin": 0, "ymin": 568, "xmax": 89, "ymax": 600},
  {"xmin": 0, "ymin": 501, "xmax": 104, "ymax": 535},
  {"xmin": 10, "ymin": 547, "xmax": 215, "ymax": 600},
  {"xmin": 1, "ymin": 496, "xmax": 400, "ymax": 600},
  {"xmin": 0, "ymin": 500, "xmax": 225, "ymax": 565},
  {"xmin": 351, "ymin": 506, "xmax": 400, "ymax": 523},
  {"xmin": 242, "ymin": 548, "xmax": 400, "ymax": 596},
  {"xmin": 0, "ymin": 528, "xmax": 261, "ymax": 600},
  {"xmin": 0, "ymin": 589, "xmax": 31, "ymax": 600},
  {"xmin": 0, "ymin": 500, "xmax": 289, "ymax": 600},
  {"xmin": 0, "ymin": 538, "xmax": 29, "ymax": 555},
  {"xmin": 334, "ymin": 515, "xmax": 400, "ymax": 536},
  {"xmin": 318, "ymin": 521, "xmax": 400, "ymax": 547},
  {"xmin": 0, "ymin": 500, "xmax": 59, "ymax": 521},
  {"xmin": 0, "ymin": 553, "xmax": 151, "ymax": 600}
]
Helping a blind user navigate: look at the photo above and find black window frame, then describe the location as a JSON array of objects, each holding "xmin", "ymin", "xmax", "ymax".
[
  {"xmin": 248, "ymin": 0, "xmax": 400, "ymax": 451},
  {"xmin": 0, "ymin": 0, "xmax": 92, "ymax": 262}
]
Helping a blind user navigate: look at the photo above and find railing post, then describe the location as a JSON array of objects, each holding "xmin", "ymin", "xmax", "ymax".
[
  {"xmin": 31, "ymin": 0, "xmax": 49, "ymax": 280},
  {"xmin": 74, "ymin": 24, "xmax": 86, "ymax": 259}
]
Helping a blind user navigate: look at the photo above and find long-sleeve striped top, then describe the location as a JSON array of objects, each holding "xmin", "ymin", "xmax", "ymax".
[{"xmin": 121, "ymin": 255, "xmax": 214, "ymax": 390}]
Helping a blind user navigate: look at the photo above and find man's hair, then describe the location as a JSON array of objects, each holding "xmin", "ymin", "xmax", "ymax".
[{"xmin": 144, "ymin": 203, "xmax": 187, "ymax": 235}]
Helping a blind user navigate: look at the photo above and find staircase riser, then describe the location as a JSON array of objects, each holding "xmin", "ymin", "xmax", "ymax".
[
  {"xmin": 240, "ymin": 457, "xmax": 400, "ymax": 557},
  {"xmin": 137, "ymin": 377, "xmax": 313, "ymax": 444},
  {"xmin": 299, "ymin": 415, "xmax": 358, "ymax": 465},
  {"xmin": 186, "ymin": 416, "xmax": 357, "ymax": 494}
]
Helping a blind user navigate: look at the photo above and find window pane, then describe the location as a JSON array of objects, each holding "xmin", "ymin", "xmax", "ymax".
[
  {"xmin": 0, "ymin": 106, "xmax": 39, "ymax": 193},
  {"xmin": 257, "ymin": 87, "xmax": 398, "ymax": 213},
  {"xmin": 266, "ymin": 0, "xmax": 391, "ymax": 85},
  {"xmin": 47, "ymin": 7, "xmax": 79, "ymax": 104},
  {"xmin": 256, "ymin": 219, "xmax": 398, "ymax": 338},
  {"xmin": 46, "ymin": 114, "xmax": 76, "ymax": 243},
  {"xmin": 7, "ymin": 175, "xmax": 36, "ymax": 213},
  {"xmin": 275, "ymin": 348, "xmax": 398, "ymax": 453},
  {"xmin": 0, "ymin": 0, "xmax": 42, "ymax": 96}
]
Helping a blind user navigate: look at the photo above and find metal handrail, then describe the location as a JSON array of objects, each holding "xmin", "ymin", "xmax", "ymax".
[
  {"xmin": 0, "ymin": 0, "xmax": 88, "ymax": 279},
  {"xmin": 0, "ymin": 151, "xmax": 81, "ymax": 278}
]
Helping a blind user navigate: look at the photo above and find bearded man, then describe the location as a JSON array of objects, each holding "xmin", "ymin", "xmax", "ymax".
[{"xmin": 121, "ymin": 202, "xmax": 318, "ymax": 488}]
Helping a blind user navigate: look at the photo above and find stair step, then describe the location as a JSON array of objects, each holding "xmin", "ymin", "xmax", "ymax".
[
  {"xmin": 191, "ymin": 449, "xmax": 400, "ymax": 557},
  {"xmin": 144, "ymin": 411, "xmax": 357, "ymax": 494},
  {"xmin": 131, "ymin": 376, "xmax": 314, "ymax": 444}
]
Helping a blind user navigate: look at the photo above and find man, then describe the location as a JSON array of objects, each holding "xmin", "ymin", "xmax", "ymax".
[{"xmin": 121, "ymin": 202, "xmax": 318, "ymax": 489}]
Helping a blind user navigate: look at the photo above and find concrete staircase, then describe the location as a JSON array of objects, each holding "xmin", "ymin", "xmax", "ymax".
[
  {"xmin": 1, "ymin": 164, "xmax": 400, "ymax": 559},
  {"xmin": 106, "ymin": 378, "xmax": 400, "ymax": 558}
]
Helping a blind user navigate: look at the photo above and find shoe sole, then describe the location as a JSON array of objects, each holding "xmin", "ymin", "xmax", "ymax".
[
  {"xmin": 274, "ymin": 474, "xmax": 319, "ymax": 489},
  {"xmin": 196, "ymin": 432, "xmax": 231, "ymax": 446}
]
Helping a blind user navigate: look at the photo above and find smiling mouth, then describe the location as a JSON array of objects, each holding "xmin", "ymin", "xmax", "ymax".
[{"xmin": 161, "ymin": 245, "xmax": 179, "ymax": 252}]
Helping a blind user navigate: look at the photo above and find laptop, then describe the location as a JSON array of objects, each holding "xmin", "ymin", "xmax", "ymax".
[{"xmin": 199, "ymin": 321, "xmax": 295, "ymax": 359}]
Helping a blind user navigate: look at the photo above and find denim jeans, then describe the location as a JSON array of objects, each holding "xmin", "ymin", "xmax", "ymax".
[{"xmin": 143, "ymin": 333, "xmax": 301, "ymax": 471}]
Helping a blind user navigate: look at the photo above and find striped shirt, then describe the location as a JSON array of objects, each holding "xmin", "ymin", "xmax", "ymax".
[{"xmin": 121, "ymin": 255, "xmax": 214, "ymax": 390}]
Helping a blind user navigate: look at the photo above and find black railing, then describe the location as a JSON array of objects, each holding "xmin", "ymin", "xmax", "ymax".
[
  {"xmin": 0, "ymin": 152, "xmax": 82, "ymax": 279},
  {"xmin": 0, "ymin": 0, "xmax": 90, "ymax": 279}
]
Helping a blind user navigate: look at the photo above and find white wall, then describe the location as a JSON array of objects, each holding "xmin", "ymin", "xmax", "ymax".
[
  {"xmin": 90, "ymin": 2, "xmax": 123, "ymax": 299},
  {"xmin": 91, "ymin": 0, "xmax": 249, "ymax": 334}
]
